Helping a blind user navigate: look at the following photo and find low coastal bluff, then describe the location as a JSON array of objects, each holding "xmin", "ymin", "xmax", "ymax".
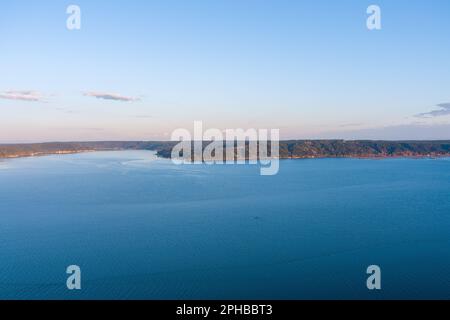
[
  {"xmin": 0, "ymin": 142, "xmax": 173, "ymax": 159},
  {"xmin": 1, "ymin": 140, "xmax": 450, "ymax": 160},
  {"xmin": 279, "ymin": 140, "xmax": 450, "ymax": 159}
]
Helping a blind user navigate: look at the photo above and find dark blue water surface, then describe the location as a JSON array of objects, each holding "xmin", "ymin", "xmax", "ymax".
[{"xmin": 0, "ymin": 151, "xmax": 449, "ymax": 299}]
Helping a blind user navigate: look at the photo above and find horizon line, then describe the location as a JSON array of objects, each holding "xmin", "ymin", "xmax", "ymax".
[{"xmin": 2, "ymin": 138, "xmax": 450, "ymax": 145}]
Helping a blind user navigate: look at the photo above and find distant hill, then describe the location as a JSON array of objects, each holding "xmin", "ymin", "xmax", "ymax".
[
  {"xmin": 0, "ymin": 142, "xmax": 171, "ymax": 159},
  {"xmin": 141, "ymin": 140, "xmax": 450, "ymax": 160},
  {"xmin": 1, "ymin": 140, "xmax": 450, "ymax": 160},
  {"xmin": 278, "ymin": 140, "xmax": 450, "ymax": 158}
]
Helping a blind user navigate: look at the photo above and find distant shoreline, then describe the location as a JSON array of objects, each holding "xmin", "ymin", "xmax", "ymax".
[
  {"xmin": 3, "ymin": 150, "xmax": 450, "ymax": 161},
  {"xmin": 1, "ymin": 140, "xmax": 450, "ymax": 161}
]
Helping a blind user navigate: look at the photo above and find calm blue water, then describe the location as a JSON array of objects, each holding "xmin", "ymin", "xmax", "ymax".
[{"xmin": 0, "ymin": 151, "xmax": 449, "ymax": 300}]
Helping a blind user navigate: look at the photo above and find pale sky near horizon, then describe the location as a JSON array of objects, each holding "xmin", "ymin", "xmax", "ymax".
[{"xmin": 1, "ymin": 0, "xmax": 450, "ymax": 142}]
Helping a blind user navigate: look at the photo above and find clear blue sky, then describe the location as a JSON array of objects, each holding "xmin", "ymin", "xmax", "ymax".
[{"xmin": 1, "ymin": 0, "xmax": 450, "ymax": 142}]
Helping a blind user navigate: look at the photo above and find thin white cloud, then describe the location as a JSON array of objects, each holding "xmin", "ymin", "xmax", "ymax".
[
  {"xmin": 0, "ymin": 90, "xmax": 44, "ymax": 102},
  {"xmin": 84, "ymin": 92, "xmax": 139, "ymax": 102},
  {"xmin": 415, "ymin": 103, "xmax": 450, "ymax": 118}
]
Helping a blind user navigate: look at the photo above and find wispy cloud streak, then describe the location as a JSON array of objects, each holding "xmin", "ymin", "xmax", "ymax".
[
  {"xmin": 0, "ymin": 90, "xmax": 44, "ymax": 102},
  {"xmin": 84, "ymin": 92, "xmax": 139, "ymax": 102},
  {"xmin": 415, "ymin": 103, "xmax": 450, "ymax": 118}
]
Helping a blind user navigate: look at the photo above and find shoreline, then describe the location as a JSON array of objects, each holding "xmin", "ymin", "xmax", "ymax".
[
  {"xmin": 2, "ymin": 140, "xmax": 450, "ymax": 162},
  {"xmin": 0, "ymin": 149, "xmax": 97, "ymax": 159},
  {"xmin": 1, "ymin": 148, "xmax": 449, "ymax": 162}
]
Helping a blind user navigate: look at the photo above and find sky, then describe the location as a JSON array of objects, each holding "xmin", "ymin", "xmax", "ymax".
[{"xmin": 1, "ymin": 0, "xmax": 450, "ymax": 142}]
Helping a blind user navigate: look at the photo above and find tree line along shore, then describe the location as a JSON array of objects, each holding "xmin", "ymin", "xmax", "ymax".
[{"xmin": 1, "ymin": 140, "xmax": 450, "ymax": 160}]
